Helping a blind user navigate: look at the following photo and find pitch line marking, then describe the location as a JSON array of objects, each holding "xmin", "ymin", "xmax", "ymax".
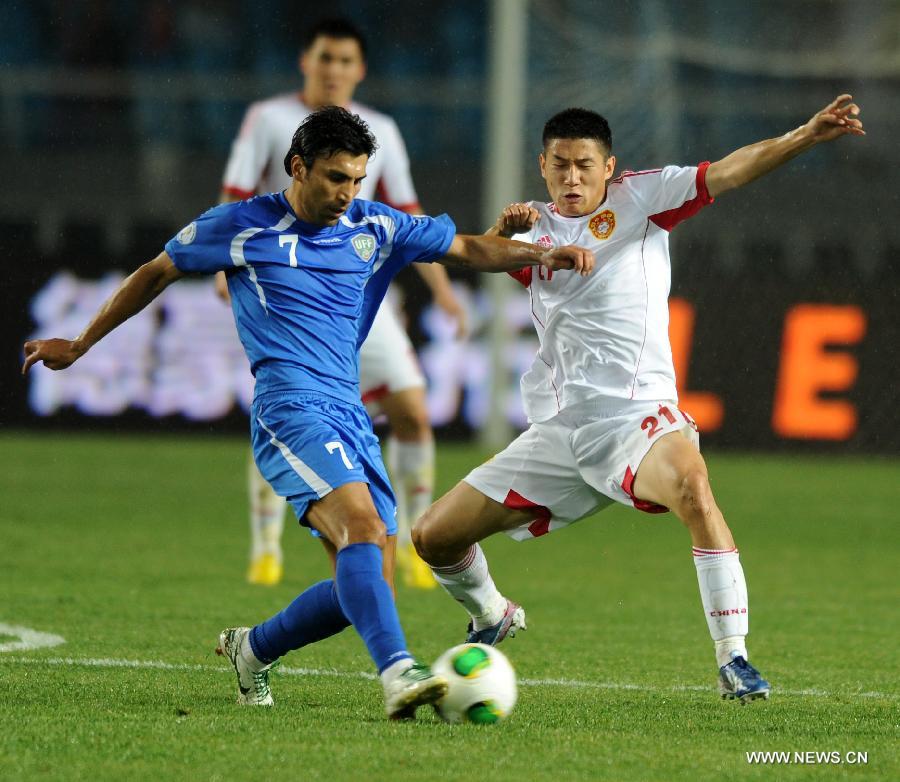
[
  {"xmin": 1, "ymin": 655, "xmax": 897, "ymax": 701},
  {"xmin": 0, "ymin": 623, "xmax": 66, "ymax": 653}
]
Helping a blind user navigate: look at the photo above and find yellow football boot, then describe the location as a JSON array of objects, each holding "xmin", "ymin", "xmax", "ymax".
[
  {"xmin": 398, "ymin": 543, "xmax": 437, "ymax": 590},
  {"xmin": 246, "ymin": 553, "xmax": 283, "ymax": 586}
]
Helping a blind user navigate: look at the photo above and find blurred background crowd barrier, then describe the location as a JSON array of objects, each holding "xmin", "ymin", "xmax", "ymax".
[{"xmin": 3, "ymin": 0, "xmax": 898, "ymax": 452}]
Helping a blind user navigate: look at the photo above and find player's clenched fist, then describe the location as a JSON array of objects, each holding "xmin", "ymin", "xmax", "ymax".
[
  {"xmin": 21, "ymin": 338, "xmax": 85, "ymax": 374},
  {"xmin": 494, "ymin": 203, "xmax": 540, "ymax": 238},
  {"xmin": 540, "ymin": 245, "xmax": 595, "ymax": 276}
]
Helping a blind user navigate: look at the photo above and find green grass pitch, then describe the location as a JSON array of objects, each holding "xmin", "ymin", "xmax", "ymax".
[{"xmin": 1, "ymin": 432, "xmax": 897, "ymax": 781}]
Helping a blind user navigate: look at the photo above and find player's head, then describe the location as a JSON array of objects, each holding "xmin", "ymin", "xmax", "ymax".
[
  {"xmin": 283, "ymin": 106, "xmax": 378, "ymax": 225},
  {"xmin": 539, "ymin": 108, "xmax": 617, "ymax": 217},
  {"xmin": 300, "ymin": 18, "xmax": 367, "ymax": 109}
]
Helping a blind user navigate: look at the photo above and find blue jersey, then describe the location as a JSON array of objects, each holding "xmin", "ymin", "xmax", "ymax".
[{"xmin": 165, "ymin": 192, "xmax": 455, "ymax": 404}]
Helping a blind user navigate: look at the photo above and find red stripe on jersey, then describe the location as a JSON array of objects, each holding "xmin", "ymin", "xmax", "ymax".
[
  {"xmin": 222, "ymin": 185, "xmax": 256, "ymax": 200},
  {"xmin": 648, "ymin": 161, "xmax": 714, "ymax": 232},
  {"xmin": 621, "ymin": 466, "xmax": 669, "ymax": 514},
  {"xmin": 361, "ymin": 383, "xmax": 390, "ymax": 405},
  {"xmin": 611, "ymin": 168, "xmax": 663, "ymax": 184},
  {"xmin": 503, "ymin": 489, "xmax": 552, "ymax": 537},
  {"xmin": 508, "ymin": 267, "xmax": 533, "ymax": 288}
]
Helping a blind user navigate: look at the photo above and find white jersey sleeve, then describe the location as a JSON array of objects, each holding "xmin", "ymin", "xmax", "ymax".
[
  {"xmin": 372, "ymin": 117, "xmax": 420, "ymax": 210},
  {"xmin": 617, "ymin": 162, "xmax": 713, "ymax": 230},
  {"xmin": 222, "ymin": 102, "xmax": 273, "ymax": 199}
]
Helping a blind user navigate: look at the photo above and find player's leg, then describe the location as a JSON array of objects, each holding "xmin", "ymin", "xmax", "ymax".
[
  {"xmin": 222, "ymin": 394, "xmax": 445, "ymax": 716},
  {"xmin": 414, "ymin": 480, "xmax": 534, "ymax": 642},
  {"xmin": 218, "ymin": 484, "xmax": 384, "ymax": 708},
  {"xmin": 415, "ymin": 420, "xmax": 600, "ymax": 644},
  {"xmin": 319, "ymin": 532, "xmax": 398, "ymax": 593},
  {"xmin": 360, "ymin": 302, "xmax": 436, "ymax": 589},
  {"xmin": 306, "ymin": 482, "xmax": 447, "ymax": 718},
  {"xmin": 379, "ymin": 386, "xmax": 436, "ymax": 589},
  {"xmin": 632, "ymin": 427, "xmax": 769, "ymax": 701},
  {"xmin": 246, "ymin": 454, "xmax": 286, "ymax": 585},
  {"xmin": 220, "ymin": 491, "xmax": 399, "ymax": 709}
]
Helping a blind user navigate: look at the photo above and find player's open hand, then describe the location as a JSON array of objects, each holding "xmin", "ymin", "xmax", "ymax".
[
  {"xmin": 495, "ymin": 203, "xmax": 540, "ymax": 238},
  {"xmin": 540, "ymin": 245, "xmax": 595, "ymax": 276},
  {"xmin": 22, "ymin": 338, "xmax": 85, "ymax": 375},
  {"xmin": 804, "ymin": 94, "xmax": 865, "ymax": 144}
]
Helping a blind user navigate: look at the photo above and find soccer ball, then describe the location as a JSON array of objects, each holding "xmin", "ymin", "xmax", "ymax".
[{"xmin": 432, "ymin": 643, "xmax": 517, "ymax": 724}]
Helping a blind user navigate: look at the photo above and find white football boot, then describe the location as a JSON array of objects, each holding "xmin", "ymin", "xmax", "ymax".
[
  {"xmin": 383, "ymin": 662, "xmax": 448, "ymax": 720},
  {"xmin": 216, "ymin": 627, "xmax": 274, "ymax": 706}
]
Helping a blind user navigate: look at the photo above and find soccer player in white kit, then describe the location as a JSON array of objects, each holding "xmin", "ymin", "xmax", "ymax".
[
  {"xmin": 413, "ymin": 95, "xmax": 864, "ymax": 702},
  {"xmin": 217, "ymin": 19, "xmax": 465, "ymax": 588}
]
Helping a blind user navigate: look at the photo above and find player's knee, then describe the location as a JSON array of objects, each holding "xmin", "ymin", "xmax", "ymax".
[
  {"xmin": 343, "ymin": 509, "xmax": 387, "ymax": 548},
  {"xmin": 411, "ymin": 507, "xmax": 447, "ymax": 562},
  {"xmin": 674, "ymin": 468, "xmax": 715, "ymax": 523}
]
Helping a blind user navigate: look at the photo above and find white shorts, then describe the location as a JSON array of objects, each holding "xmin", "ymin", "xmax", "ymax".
[
  {"xmin": 359, "ymin": 300, "xmax": 425, "ymax": 412},
  {"xmin": 465, "ymin": 398, "xmax": 700, "ymax": 541}
]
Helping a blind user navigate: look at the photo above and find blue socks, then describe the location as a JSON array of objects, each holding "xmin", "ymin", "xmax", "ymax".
[
  {"xmin": 335, "ymin": 542, "xmax": 412, "ymax": 673},
  {"xmin": 248, "ymin": 543, "xmax": 411, "ymax": 674},
  {"xmin": 250, "ymin": 579, "xmax": 350, "ymax": 664}
]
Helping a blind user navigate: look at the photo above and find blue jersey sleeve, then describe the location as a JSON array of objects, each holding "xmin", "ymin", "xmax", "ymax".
[
  {"xmin": 387, "ymin": 212, "xmax": 456, "ymax": 268},
  {"xmin": 165, "ymin": 203, "xmax": 241, "ymax": 275},
  {"xmin": 357, "ymin": 211, "xmax": 456, "ymax": 347}
]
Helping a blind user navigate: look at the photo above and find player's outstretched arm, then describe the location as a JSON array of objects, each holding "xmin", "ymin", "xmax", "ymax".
[
  {"xmin": 22, "ymin": 252, "xmax": 184, "ymax": 374},
  {"xmin": 705, "ymin": 94, "xmax": 864, "ymax": 198},
  {"xmin": 440, "ymin": 234, "xmax": 594, "ymax": 276}
]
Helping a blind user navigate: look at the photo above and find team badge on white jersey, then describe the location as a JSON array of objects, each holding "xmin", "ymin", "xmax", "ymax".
[
  {"xmin": 351, "ymin": 234, "xmax": 377, "ymax": 261},
  {"xmin": 588, "ymin": 210, "xmax": 615, "ymax": 240}
]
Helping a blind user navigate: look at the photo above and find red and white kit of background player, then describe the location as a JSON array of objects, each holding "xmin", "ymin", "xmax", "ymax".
[
  {"xmin": 413, "ymin": 95, "xmax": 864, "ymax": 701},
  {"xmin": 218, "ymin": 19, "xmax": 465, "ymax": 589}
]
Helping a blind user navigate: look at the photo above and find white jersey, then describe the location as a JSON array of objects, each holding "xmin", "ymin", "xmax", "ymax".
[
  {"xmin": 222, "ymin": 92, "xmax": 419, "ymax": 208},
  {"xmin": 508, "ymin": 163, "xmax": 713, "ymax": 424}
]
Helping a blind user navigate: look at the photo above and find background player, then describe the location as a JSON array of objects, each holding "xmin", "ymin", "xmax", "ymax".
[
  {"xmin": 22, "ymin": 106, "xmax": 593, "ymax": 718},
  {"xmin": 413, "ymin": 95, "xmax": 865, "ymax": 702},
  {"xmin": 218, "ymin": 17, "xmax": 463, "ymax": 588}
]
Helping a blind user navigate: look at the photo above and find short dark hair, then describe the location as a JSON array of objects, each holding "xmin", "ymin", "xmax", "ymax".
[
  {"xmin": 283, "ymin": 106, "xmax": 378, "ymax": 175},
  {"xmin": 302, "ymin": 18, "xmax": 367, "ymax": 61},
  {"xmin": 542, "ymin": 108, "xmax": 612, "ymax": 155}
]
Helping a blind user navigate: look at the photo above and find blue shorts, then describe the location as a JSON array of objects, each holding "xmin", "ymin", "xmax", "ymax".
[{"xmin": 251, "ymin": 392, "xmax": 397, "ymax": 536}]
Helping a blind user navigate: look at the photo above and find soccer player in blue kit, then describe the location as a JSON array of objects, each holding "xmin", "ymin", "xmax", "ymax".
[{"xmin": 22, "ymin": 106, "xmax": 594, "ymax": 719}]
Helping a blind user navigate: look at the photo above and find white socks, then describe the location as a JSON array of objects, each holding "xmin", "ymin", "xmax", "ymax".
[
  {"xmin": 693, "ymin": 547, "xmax": 749, "ymax": 666},
  {"xmin": 240, "ymin": 631, "xmax": 269, "ymax": 672},
  {"xmin": 386, "ymin": 437, "xmax": 435, "ymax": 546},
  {"xmin": 432, "ymin": 545, "xmax": 507, "ymax": 629},
  {"xmin": 248, "ymin": 457, "xmax": 285, "ymax": 561}
]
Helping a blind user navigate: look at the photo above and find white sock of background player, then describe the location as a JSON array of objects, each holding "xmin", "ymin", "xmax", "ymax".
[
  {"xmin": 693, "ymin": 547, "xmax": 750, "ymax": 666},
  {"xmin": 431, "ymin": 544, "xmax": 508, "ymax": 629},
  {"xmin": 386, "ymin": 436, "xmax": 435, "ymax": 548},
  {"xmin": 248, "ymin": 457, "xmax": 285, "ymax": 562}
]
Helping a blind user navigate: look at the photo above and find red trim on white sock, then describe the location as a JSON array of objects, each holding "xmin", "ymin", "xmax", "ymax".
[
  {"xmin": 692, "ymin": 547, "xmax": 738, "ymax": 557},
  {"xmin": 431, "ymin": 545, "xmax": 477, "ymax": 575}
]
